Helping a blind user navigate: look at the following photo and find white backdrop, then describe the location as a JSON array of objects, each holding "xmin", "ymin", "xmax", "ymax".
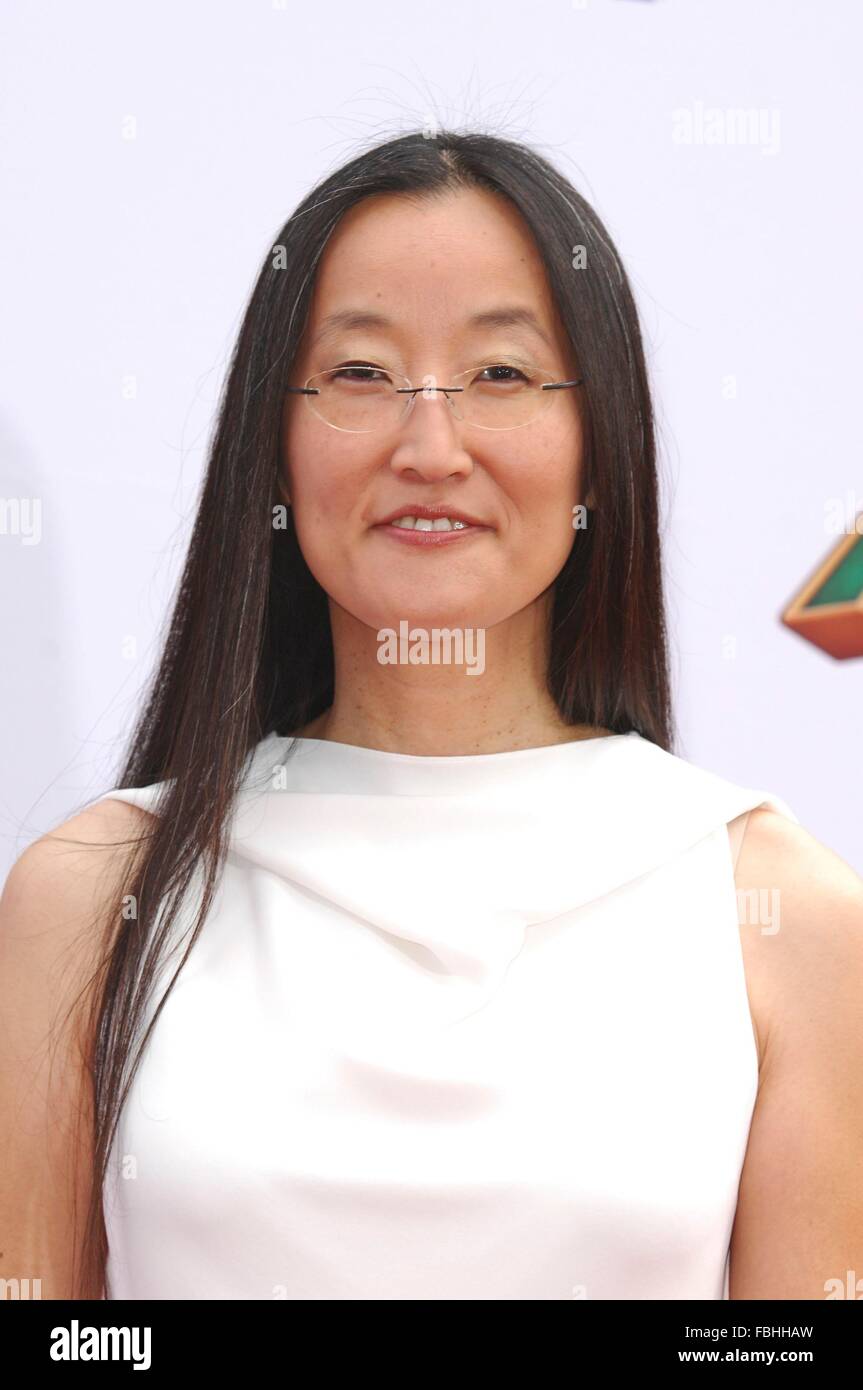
[{"xmin": 2, "ymin": 0, "xmax": 861, "ymax": 879}]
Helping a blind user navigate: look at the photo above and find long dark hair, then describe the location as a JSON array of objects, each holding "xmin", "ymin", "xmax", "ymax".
[{"xmin": 66, "ymin": 128, "xmax": 673, "ymax": 1296}]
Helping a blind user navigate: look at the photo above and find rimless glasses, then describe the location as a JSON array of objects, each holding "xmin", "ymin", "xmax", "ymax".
[{"xmin": 285, "ymin": 361, "xmax": 585, "ymax": 434}]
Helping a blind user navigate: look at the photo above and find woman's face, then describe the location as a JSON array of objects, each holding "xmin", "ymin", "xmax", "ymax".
[{"xmin": 280, "ymin": 187, "xmax": 587, "ymax": 635}]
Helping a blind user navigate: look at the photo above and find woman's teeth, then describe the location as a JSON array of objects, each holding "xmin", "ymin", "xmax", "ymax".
[{"xmin": 390, "ymin": 516, "xmax": 470, "ymax": 531}]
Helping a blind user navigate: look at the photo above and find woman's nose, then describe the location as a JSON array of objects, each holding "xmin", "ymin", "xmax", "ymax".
[{"xmin": 387, "ymin": 392, "xmax": 475, "ymax": 481}]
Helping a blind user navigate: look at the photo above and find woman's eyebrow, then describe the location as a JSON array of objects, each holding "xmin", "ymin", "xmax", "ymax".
[
  {"xmin": 311, "ymin": 309, "xmax": 392, "ymax": 346},
  {"xmin": 310, "ymin": 305, "xmax": 553, "ymax": 349},
  {"xmin": 465, "ymin": 307, "xmax": 553, "ymax": 348}
]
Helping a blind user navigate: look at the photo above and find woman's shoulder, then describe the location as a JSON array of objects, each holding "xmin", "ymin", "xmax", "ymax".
[
  {"xmin": 1, "ymin": 796, "xmax": 158, "ymax": 965},
  {"xmin": 734, "ymin": 805, "xmax": 863, "ymax": 1068},
  {"xmin": 10, "ymin": 793, "xmax": 158, "ymax": 872},
  {"xmin": 736, "ymin": 804, "xmax": 863, "ymax": 918}
]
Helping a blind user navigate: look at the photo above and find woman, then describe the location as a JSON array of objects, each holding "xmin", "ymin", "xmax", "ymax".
[{"xmin": 2, "ymin": 130, "xmax": 861, "ymax": 1302}]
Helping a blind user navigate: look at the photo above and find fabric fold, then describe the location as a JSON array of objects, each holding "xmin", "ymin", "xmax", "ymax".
[{"xmin": 93, "ymin": 730, "xmax": 796, "ymax": 981}]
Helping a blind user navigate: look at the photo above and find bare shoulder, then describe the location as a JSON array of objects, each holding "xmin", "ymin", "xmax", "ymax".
[
  {"xmin": 736, "ymin": 805, "xmax": 863, "ymax": 907},
  {"xmin": 1, "ymin": 796, "xmax": 158, "ymax": 962},
  {"xmin": 734, "ymin": 806, "xmax": 863, "ymax": 1061},
  {"xmin": 728, "ymin": 807, "xmax": 863, "ymax": 1297},
  {"xmin": 40, "ymin": 793, "xmax": 157, "ymax": 851}
]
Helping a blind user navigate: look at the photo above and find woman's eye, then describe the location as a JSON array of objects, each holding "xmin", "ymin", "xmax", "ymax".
[
  {"xmin": 330, "ymin": 365, "xmax": 390, "ymax": 384},
  {"xmin": 476, "ymin": 364, "xmax": 530, "ymax": 384}
]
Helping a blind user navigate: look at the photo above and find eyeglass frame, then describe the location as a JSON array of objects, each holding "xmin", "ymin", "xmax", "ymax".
[{"xmin": 284, "ymin": 362, "xmax": 586, "ymax": 433}]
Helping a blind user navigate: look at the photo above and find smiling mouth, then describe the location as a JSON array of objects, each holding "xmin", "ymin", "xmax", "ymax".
[
  {"xmin": 390, "ymin": 515, "xmax": 471, "ymax": 532},
  {"xmin": 373, "ymin": 517, "xmax": 492, "ymax": 546}
]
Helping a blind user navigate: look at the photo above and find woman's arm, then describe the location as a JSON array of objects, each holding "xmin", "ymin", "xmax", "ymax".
[
  {"xmin": 0, "ymin": 799, "xmax": 153, "ymax": 1299},
  {"xmin": 729, "ymin": 807, "xmax": 863, "ymax": 1299}
]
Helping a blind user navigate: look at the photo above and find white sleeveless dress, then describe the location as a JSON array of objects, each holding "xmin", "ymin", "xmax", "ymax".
[{"xmin": 90, "ymin": 730, "xmax": 797, "ymax": 1301}]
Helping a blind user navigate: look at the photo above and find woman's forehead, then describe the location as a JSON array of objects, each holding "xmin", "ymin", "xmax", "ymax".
[
  {"xmin": 303, "ymin": 191, "xmax": 564, "ymax": 352},
  {"xmin": 314, "ymin": 189, "xmax": 549, "ymax": 292}
]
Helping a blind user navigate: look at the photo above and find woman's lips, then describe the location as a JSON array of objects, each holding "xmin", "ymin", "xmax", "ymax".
[{"xmin": 373, "ymin": 521, "xmax": 492, "ymax": 546}]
